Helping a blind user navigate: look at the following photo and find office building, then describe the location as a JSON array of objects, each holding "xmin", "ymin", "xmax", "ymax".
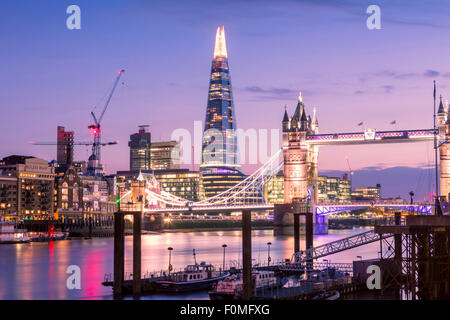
[
  {"xmin": 150, "ymin": 141, "xmax": 180, "ymax": 170},
  {"xmin": 352, "ymin": 184, "xmax": 381, "ymax": 201},
  {"xmin": 129, "ymin": 125, "xmax": 151, "ymax": 171}
]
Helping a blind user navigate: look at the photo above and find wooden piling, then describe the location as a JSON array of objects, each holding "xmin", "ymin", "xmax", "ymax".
[
  {"xmin": 293, "ymin": 213, "xmax": 300, "ymax": 253},
  {"xmin": 242, "ymin": 209, "xmax": 252, "ymax": 300},
  {"xmin": 133, "ymin": 212, "xmax": 142, "ymax": 297},
  {"xmin": 113, "ymin": 211, "xmax": 124, "ymax": 297}
]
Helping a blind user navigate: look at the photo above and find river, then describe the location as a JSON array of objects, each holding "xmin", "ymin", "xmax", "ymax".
[{"xmin": 0, "ymin": 227, "xmax": 379, "ymax": 300}]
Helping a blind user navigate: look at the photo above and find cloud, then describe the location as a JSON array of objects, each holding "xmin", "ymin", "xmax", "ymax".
[
  {"xmin": 241, "ymin": 86, "xmax": 313, "ymax": 101},
  {"xmin": 375, "ymin": 69, "xmax": 447, "ymax": 80},
  {"xmin": 380, "ymin": 85, "xmax": 394, "ymax": 94},
  {"xmin": 354, "ymin": 90, "xmax": 365, "ymax": 95},
  {"xmin": 423, "ymin": 70, "xmax": 440, "ymax": 77}
]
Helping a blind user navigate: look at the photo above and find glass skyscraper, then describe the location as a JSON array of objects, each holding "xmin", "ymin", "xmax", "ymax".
[
  {"xmin": 202, "ymin": 26, "xmax": 239, "ymax": 169},
  {"xmin": 200, "ymin": 26, "xmax": 263, "ymax": 203}
]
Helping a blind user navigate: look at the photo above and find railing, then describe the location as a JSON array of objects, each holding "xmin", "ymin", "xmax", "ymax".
[{"xmin": 291, "ymin": 229, "xmax": 392, "ymax": 264}]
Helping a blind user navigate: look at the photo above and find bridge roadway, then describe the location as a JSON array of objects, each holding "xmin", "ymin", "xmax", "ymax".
[
  {"xmin": 144, "ymin": 201, "xmax": 432, "ymax": 215},
  {"xmin": 306, "ymin": 128, "xmax": 435, "ymax": 146}
]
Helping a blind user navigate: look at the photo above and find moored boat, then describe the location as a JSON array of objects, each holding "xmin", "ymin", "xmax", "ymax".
[
  {"xmin": 0, "ymin": 222, "xmax": 30, "ymax": 244},
  {"xmin": 153, "ymin": 262, "xmax": 229, "ymax": 293},
  {"xmin": 208, "ymin": 270, "xmax": 288, "ymax": 300}
]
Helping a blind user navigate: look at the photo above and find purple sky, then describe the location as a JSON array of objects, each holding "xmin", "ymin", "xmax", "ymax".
[{"xmin": 1, "ymin": 0, "xmax": 450, "ymax": 199}]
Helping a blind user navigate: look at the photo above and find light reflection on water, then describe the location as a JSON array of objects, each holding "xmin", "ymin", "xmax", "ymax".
[{"xmin": 0, "ymin": 227, "xmax": 378, "ymax": 300}]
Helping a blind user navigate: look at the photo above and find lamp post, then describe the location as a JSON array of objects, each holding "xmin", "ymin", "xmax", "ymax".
[
  {"xmin": 409, "ymin": 191, "xmax": 414, "ymax": 205},
  {"xmin": 168, "ymin": 247, "xmax": 173, "ymax": 276},
  {"xmin": 222, "ymin": 244, "xmax": 227, "ymax": 273},
  {"xmin": 267, "ymin": 242, "xmax": 272, "ymax": 266}
]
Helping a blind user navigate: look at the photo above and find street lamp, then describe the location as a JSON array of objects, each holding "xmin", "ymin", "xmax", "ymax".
[
  {"xmin": 267, "ymin": 242, "xmax": 272, "ymax": 266},
  {"xmin": 409, "ymin": 191, "xmax": 415, "ymax": 205},
  {"xmin": 168, "ymin": 247, "xmax": 173, "ymax": 276},
  {"xmin": 222, "ymin": 244, "xmax": 227, "ymax": 273}
]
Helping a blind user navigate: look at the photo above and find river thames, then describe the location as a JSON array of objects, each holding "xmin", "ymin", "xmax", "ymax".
[{"xmin": 0, "ymin": 227, "xmax": 379, "ymax": 300}]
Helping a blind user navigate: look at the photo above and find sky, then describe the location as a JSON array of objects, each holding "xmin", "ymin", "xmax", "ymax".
[{"xmin": 1, "ymin": 0, "xmax": 450, "ymax": 200}]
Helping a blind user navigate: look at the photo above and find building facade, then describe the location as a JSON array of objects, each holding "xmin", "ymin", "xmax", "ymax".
[
  {"xmin": 201, "ymin": 26, "xmax": 239, "ymax": 169},
  {"xmin": 117, "ymin": 169, "xmax": 200, "ymax": 202},
  {"xmin": 55, "ymin": 166, "xmax": 84, "ymax": 214},
  {"xmin": 129, "ymin": 125, "xmax": 151, "ymax": 171},
  {"xmin": 150, "ymin": 141, "xmax": 180, "ymax": 170},
  {"xmin": 282, "ymin": 93, "xmax": 319, "ymax": 203},
  {"xmin": 317, "ymin": 175, "xmax": 351, "ymax": 202},
  {"xmin": 0, "ymin": 156, "xmax": 55, "ymax": 219},
  {"xmin": 351, "ymin": 184, "xmax": 381, "ymax": 201},
  {"xmin": 57, "ymin": 126, "xmax": 74, "ymax": 169},
  {"xmin": 263, "ymin": 171, "xmax": 284, "ymax": 204}
]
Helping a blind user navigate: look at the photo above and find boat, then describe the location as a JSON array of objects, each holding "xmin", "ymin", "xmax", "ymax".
[
  {"xmin": 208, "ymin": 270, "xmax": 288, "ymax": 300},
  {"xmin": 152, "ymin": 262, "xmax": 229, "ymax": 293},
  {"xmin": 0, "ymin": 222, "xmax": 31, "ymax": 244},
  {"xmin": 311, "ymin": 290, "xmax": 340, "ymax": 300},
  {"xmin": 29, "ymin": 231, "xmax": 68, "ymax": 242}
]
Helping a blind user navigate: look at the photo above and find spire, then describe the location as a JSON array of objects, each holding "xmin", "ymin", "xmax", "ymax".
[
  {"xmin": 312, "ymin": 107, "xmax": 318, "ymax": 125},
  {"xmin": 213, "ymin": 26, "xmax": 227, "ymax": 58},
  {"xmin": 283, "ymin": 105, "xmax": 289, "ymax": 122},
  {"xmin": 293, "ymin": 92, "xmax": 304, "ymax": 122},
  {"xmin": 438, "ymin": 95, "xmax": 445, "ymax": 114}
]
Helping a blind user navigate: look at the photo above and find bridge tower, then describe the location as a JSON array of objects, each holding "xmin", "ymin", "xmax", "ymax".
[
  {"xmin": 438, "ymin": 96, "xmax": 450, "ymax": 200},
  {"xmin": 282, "ymin": 92, "xmax": 309, "ymax": 203}
]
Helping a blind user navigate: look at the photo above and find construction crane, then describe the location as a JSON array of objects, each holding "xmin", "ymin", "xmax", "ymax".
[
  {"xmin": 31, "ymin": 140, "xmax": 118, "ymax": 167},
  {"xmin": 345, "ymin": 155, "xmax": 354, "ymax": 187},
  {"xmin": 88, "ymin": 69, "xmax": 125, "ymax": 167}
]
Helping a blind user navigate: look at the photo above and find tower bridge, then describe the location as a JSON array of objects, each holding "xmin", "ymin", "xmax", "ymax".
[{"xmin": 117, "ymin": 94, "xmax": 447, "ymax": 230}]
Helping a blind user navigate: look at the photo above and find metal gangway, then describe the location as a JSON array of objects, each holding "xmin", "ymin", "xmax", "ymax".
[{"xmin": 282, "ymin": 230, "xmax": 393, "ymax": 269}]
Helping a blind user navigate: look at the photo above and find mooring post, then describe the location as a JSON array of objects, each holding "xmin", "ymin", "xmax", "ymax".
[
  {"xmin": 306, "ymin": 206, "xmax": 313, "ymax": 251},
  {"xmin": 133, "ymin": 211, "xmax": 142, "ymax": 297},
  {"xmin": 394, "ymin": 211, "xmax": 402, "ymax": 300},
  {"xmin": 113, "ymin": 211, "xmax": 124, "ymax": 297},
  {"xmin": 242, "ymin": 209, "xmax": 252, "ymax": 300},
  {"xmin": 293, "ymin": 213, "xmax": 300, "ymax": 253}
]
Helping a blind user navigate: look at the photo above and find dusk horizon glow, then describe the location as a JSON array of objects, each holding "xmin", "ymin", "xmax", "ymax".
[{"xmin": 2, "ymin": 0, "xmax": 450, "ymax": 199}]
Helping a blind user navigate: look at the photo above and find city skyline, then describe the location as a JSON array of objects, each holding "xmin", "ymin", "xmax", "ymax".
[{"xmin": 2, "ymin": 0, "xmax": 450, "ymax": 200}]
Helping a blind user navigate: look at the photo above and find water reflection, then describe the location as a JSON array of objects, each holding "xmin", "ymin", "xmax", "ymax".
[{"xmin": 0, "ymin": 228, "xmax": 378, "ymax": 300}]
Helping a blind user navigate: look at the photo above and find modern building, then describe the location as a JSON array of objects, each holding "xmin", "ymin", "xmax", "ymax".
[
  {"xmin": 201, "ymin": 26, "xmax": 239, "ymax": 169},
  {"xmin": 116, "ymin": 169, "xmax": 200, "ymax": 202},
  {"xmin": 351, "ymin": 184, "xmax": 381, "ymax": 201},
  {"xmin": 317, "ymin": 175, "xmax": 351, "ymax": 202},
  {"xmin": 57, "ymin": 126, "xmax": 74, "ymax": 168},
  {"xmin": 263, "ymin": 171, "xmax": 284, "ymax": 204},
  {"xmin": 129, "ymin": 125, "xmax": 151, "ymax": 171},
  {"xmin": 154, "ymin": 170, "xmax": 200, "ymax": 202},
  {"xmin": 199, "ymin": 26, "xmax": 253, "ymax": 202},
  {"xmin": 0, "ymin": 155, "xmax": 55, "ymax": 219},
  {"xmin": 150, "ymin": 141, "xmax": 180, "ymax": 170}
]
